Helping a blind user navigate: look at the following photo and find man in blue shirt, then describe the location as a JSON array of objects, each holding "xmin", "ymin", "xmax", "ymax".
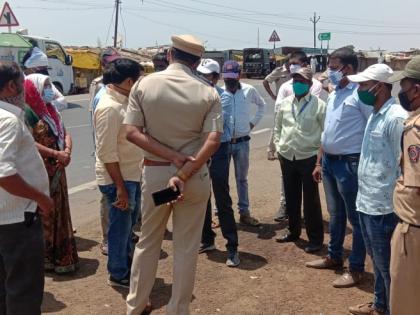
[
  {"xmin": 346, "ymin": 65, "xmax": 407, "ymax": 315},
  {"xmin": 306, "ymin": 47, "xmax": 372, "ymax": 289},
  {"xmin": 222, "ymin": 61, "xmax": 266, "ymax": 227},
  {"xmin": 196, "ymin": 59, "xmax": 240, "ymax": 267}
]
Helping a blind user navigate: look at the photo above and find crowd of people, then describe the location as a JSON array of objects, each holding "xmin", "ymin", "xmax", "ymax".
[{"xmin": 0, "ymin": 33, "xmax": 420, "ymax": 315}]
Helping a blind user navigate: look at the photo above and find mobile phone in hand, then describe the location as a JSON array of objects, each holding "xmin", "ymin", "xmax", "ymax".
[{"xmin": 152, "ymin": 187, "xmax": 181, "ymax": 206}]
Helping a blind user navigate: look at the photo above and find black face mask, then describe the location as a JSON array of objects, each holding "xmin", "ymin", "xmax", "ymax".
[
  {"xmin": 224, "ymin": 79, "xmax": 239, "ymax": 92},
  {"xmin": 398, "ymin": 90, "xmax": 413, "ymax": 112}
]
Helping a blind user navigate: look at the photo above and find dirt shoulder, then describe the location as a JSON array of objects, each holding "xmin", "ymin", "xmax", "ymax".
[{"xmin": 43, "ymin": 147, "xmax": 372, "ymax": 315}]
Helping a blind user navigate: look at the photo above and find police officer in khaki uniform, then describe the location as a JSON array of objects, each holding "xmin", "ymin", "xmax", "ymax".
[
  {"xmin": 388, "ymin": 56, "xmax": 420, "ymax": 315},
  {"xmin": 123, "ymin": 34, "xmax": 222, "ymax": 315}
]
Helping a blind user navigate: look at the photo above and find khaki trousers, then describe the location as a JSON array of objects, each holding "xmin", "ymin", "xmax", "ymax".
[
  {"xmin": 390, "ymin": 222, "xmax": 420, "ymax": 315},
  {"xmin": 127, "ymin": 165, "xmax": 210, "ymax": 315}
]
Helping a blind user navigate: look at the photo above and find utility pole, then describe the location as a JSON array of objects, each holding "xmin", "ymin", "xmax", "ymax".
[
  {"xmin": 113, "ymin": 0, "xmax": 121, "ymax": 48},
  {"xmin": 257, "ymin": 27, "xmax": 260, "ymax": 48},
  {"xmin": 310, "ymin": 12, "xmax": 320, "ymax": 51}
]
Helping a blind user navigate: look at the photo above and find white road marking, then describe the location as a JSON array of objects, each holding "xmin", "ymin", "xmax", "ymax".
[
  {"xmin": 68, "ymin": 98, "xmax": 89, "ymax": 102},
  {"xmin": 69, "ymin": 180, "xmax": 97, "ymax": 195},
  {"xmin": 66, "ymin": 123, "xmax": 91, "ymax": 129},
  {"xmin": 251, "ymin": 128, "xmax": 271, "ymax": 135}
]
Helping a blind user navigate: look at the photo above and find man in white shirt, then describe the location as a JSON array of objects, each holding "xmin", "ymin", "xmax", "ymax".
[
  {"xmin": 222, "ymin": 61, "xmax": 265, "ymax": 226},
  {"xmin": 0, "ymin": 61, "xmax": 52, "ymax": 315}
]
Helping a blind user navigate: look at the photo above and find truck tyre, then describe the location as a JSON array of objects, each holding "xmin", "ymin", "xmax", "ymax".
[{"xmin": 53, "ymin": 82, "xmax": 63, "ymax": 94}]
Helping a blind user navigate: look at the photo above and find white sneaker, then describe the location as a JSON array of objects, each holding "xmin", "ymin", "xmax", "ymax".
[{"xmin": 226, "ymin": 251, "xmax": 240, "ymax": 267}]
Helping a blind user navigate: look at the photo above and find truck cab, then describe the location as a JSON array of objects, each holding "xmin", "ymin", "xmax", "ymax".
[
  {"xmin": 243, "ymin": 48, "xmax": 274, "ymax": 78},
  {"xmin": 23, "ymin": 35, "xmax": 74, "ymax": 95}
]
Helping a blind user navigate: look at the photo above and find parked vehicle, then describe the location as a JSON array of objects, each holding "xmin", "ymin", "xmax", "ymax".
[
  {"xmin": 243, "ymin": 48, "xmax": 275, "ymax": 78},
  {"xmin": 23, "ymin": 35, "xmax": 74, "ymax": 95}
]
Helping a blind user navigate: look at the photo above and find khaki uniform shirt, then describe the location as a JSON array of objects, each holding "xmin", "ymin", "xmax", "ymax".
[
  {"xmin": 394, "ymin": 107, "xmax": 420, "ymax": 225},
  {"xmin": 94, "ymin": 87, "xmax": 143, "ymax": 185},
  {"xmin": 123, "ymin": 63, "xmax": 223, "ymax": 161},
  {"xmin": 264, "ymin": 66, "xmax": 287, "ymax": 94},
  {"xmin": 274, "ymin": 93, "xmax": 326, "ymax": 161}
]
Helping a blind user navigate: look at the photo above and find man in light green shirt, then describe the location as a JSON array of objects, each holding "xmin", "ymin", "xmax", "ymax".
[{"xmin": 274, "ymin": 67, "xmax": 326, "ymax": 254}]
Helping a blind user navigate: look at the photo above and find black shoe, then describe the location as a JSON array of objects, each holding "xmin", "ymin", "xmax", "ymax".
[
  {"xmin": 108, "ymin": 275, "xmax": 130, "ymax": 288},
  {"xmin": 275, "ymin": 234, "xmax": 299, "ymax": 243},
  {"xmin": 274, "ymin": 215, "xmax": 288, "ymax": 223},
  {"xmin": 132, "ymin": 233, "xmax": 139, "ymax": 243},
  {"xmin": 198, "ymin": 243, "xmax": 216, "ymax": 254},
  {"xmin": 304, "ymin": 243, "xmax": 323, "ymax": 253}
]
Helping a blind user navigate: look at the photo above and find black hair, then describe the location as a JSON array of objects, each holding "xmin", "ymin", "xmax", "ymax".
[
  {"xmin": 0, "ymin": 62, "xmax": 21, "ymax": 91},
  {"xmin": 152, "ymin": 51, "xmax": 168, "ymax": 63},
  {"xmin": 329, "ymin": 47, "xmax": 358, "ymax": 71},
  {"xmin": 290, "ymin": 51, "xmax": 308, "ymax": 64},
  {"xmin": 172, "ymin": 48, "xmax": 200, "ymax": 66},
  {"xmin": 103, "ymin": 58, "xmax": 143, "ymax": 84}
]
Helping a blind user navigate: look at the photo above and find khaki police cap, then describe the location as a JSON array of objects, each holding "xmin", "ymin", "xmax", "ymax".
[
  {"xmin": 291, "ymin": 66, "xmax": 313, "ymax": 81},
  {"xmin": 389, "ymin": 55, "xmax": 420, "ymax": 82},
  {"xmin": 171, "ymin": 34, "xmax": 205, "ymax": 57}
]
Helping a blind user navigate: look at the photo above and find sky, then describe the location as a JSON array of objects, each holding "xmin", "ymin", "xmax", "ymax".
[{"xmin": 6, "ymin": 0, "xmax": 420, "ymax": 52}]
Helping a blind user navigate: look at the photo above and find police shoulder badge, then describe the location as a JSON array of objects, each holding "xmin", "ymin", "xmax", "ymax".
[{"xmin": 408, "ymin": 145, "xmax": 420, "ymax": 163}]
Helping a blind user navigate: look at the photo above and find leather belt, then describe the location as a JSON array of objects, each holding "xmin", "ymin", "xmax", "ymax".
[
  {"xmin": 143, "ymin": 158, "xmax": 171, "ymax": 166},
  {"xmin": 399, "ymin": 219, "xmax": 420, "ymax": 229},
  {"xmin": 325, "ymin": 153, "xmax": 360, "ymax": 161},
  {"xmin": 230, "ymin": 135, "xmax": 250, "ymax": 144}
]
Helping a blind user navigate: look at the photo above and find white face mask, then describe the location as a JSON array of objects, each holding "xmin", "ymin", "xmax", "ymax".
[{"xmin": 289, "ymin": 64, "xmax": 301, "ymax": 74}]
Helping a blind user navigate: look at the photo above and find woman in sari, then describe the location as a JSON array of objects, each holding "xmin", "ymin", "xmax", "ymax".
[{"xmin": 24, "ymin": 73, "xmax": 78, "ymax": 274}]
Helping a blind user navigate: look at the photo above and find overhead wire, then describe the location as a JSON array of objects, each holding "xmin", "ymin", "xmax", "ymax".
[{"xmin": 124, "ymin": 10, "xmax": 256, "ymax": 46}]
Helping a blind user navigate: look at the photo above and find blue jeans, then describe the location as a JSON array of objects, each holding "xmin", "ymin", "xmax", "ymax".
[
  {"xmin": 230, "ymin": 140, "xmax": 250, "ymax": 215},
  {"xmin": 99, "ymin": 181, "xmax": 140, "ymax": 280},
  {"xmin": 322, "ymin": 154, "xmax": 366, "ymax": 272},
  {"xmin": 209, "ymin": 142, "xmax": 238, "ymax": 252},
  {"xmin": 359, "ymin": 212, "xmax": 398, "ymax": 314}
]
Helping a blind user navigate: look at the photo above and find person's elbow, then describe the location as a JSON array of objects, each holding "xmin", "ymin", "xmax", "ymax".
[
  {"xmin": 207, "ymin": 132, "xmax": 222, "ymax": 152},
  {"xmin": 125, "ymin": 125, "xmax": 140, "ymax": 144}
]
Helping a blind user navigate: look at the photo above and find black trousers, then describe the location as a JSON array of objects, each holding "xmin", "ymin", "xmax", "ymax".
[
  {"xmin": 279, "ymin": 154, "xmax": 324, "ymax": 245},
  {"xmin": 201, "ymin": 142, "xmax": 238, "ymax": 252},
  {"xmin": 0, "ymin": 217, "xmax": 44, "ymax": 315}
]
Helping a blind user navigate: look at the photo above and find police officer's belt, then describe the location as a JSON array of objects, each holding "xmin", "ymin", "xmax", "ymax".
[
  {"xmin": 399, "ymin": 218, "xmax": 420, "ymax": 229},
  {"xmin": 143, "ymin": 159, "xmax": 171, "ymax": 167},
  {"xmin": 230, "ymin": 136, "xmax": 251, "ymax": 144}
]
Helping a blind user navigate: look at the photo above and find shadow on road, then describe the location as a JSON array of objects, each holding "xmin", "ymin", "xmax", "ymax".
[
  {"xmin": 42, "ymin": 291, "xmax": 67, "ymax": 313},
  {"xmin": 110, "ymin": 277, "xmax": 179, "ymax": 313},
  {"xmin": 45, "ymin": 257, "xmax": 99, "ymax": 282},
  {"xmin": 237, "ymin": 221, "xmax": 287, "ymax": 240},
  {"xmin": 67, "ymin": 103, "xmax": 83, "ymax": 109},
  {"xmin": 75, "ymin": 236, "xmax": 99, "ymax": 252},
  {"xmin": 205, "ymin": 249, "xmax": 268, "ymax": 271}
]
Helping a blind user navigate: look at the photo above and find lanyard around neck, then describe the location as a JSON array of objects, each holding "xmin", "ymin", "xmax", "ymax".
[{"xmin": 292, "ymin": 96, "xmax": 312, "ymax": 121}]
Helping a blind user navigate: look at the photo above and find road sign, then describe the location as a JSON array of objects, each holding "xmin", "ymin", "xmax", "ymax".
[
  {"xmin": 318, "ymin": 32, "xmax": 331, "ymax": 41},
  {"xmin": 269, "ymin": 30, "xmax": 280, "ymax": 42},
  {"xmin": 0, "ymin": 2, "xmax": 19, "ymax": 27}
]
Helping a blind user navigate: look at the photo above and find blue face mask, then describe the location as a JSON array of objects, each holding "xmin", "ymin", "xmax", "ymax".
[
  {"xmin": 327, "ymin": 68, "xmax": 344, "ymax": 86},
  {"xmin": 42, "ymin": 88, "xmax": 55, "ymax": 104}
]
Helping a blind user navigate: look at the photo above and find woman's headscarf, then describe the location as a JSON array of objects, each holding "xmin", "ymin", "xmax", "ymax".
[{"xmin": 24, "ymin": 74, "xmax": 65, "ymax": 149}]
